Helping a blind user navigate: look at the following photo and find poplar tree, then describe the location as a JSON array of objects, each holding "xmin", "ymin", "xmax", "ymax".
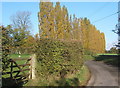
[
  {"xmin": 38, "ymin": 2, "xmax": 53, "ymax": 38},
  {"xmin": 54, "ymin": 2, "xmax": 63, "ymax": 39},
  {"xmin": 38, "ymin": 1, "xmax": 106, "ymax": 53},
  {"xmin": 63, "ymin": 6, "xmax": 71, "ymax": 40}
]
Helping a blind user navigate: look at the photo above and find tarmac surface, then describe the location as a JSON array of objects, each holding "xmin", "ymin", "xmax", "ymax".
[{"xmin": 85, "ymin": 60, "xmax": 119, "ymax": 86}]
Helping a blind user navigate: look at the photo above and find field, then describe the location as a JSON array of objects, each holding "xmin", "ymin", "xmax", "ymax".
[
  {"xmin": 9, "ymin": 54, "xmax": 31, "ymax": 66},
  {"xmin": 2, "ymin": 54, "xmax": 31, "ymax": 78},
  {"xmin": 2, "ymin": 54, "xmax": 31, "ymax": 86},
  {"xmin": 9, "ymin": 54, "xmax": 31, "ymax": 59}
]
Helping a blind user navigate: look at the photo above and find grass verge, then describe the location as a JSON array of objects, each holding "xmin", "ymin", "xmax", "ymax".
[
  {"xmin": 94, "ymin": 54, "xmax": 119, "ymax": 67},
  {"xmin": 25, "ymin": 65, "xmax": 90, "ymax": 86},
  {"xmin": 75, "ymin": 65, "xmax": 91, "ymax": 86},
  {"xmin": 83, "ymin": 55, "xmax": 95, "ymax": 61}
]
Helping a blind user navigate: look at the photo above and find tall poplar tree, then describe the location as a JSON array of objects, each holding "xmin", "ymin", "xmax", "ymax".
[
  {"xmin": 38, "ymin": 1, "xmax": 106, "ymax": 53},
  {"xmin": 38, "ymin": 2, "xmax": 53, "ymax": 38}
]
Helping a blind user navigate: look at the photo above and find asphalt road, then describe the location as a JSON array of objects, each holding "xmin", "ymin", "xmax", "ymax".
[{"xmin": 85, "ymin": 60, "xmax": 119, "ymax": 86}]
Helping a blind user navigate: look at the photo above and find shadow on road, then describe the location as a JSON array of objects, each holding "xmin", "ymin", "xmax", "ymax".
[{"xmin": 94, "ymin": 55, "xmax": 120, "ymax": 69}]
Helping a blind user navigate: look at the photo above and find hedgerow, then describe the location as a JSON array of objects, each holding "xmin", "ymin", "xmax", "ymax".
[{"xmin": 35, "ymin": 39, "xmax": 84, "ymax": 81}]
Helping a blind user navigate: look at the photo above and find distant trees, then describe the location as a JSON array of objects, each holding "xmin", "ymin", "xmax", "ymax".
[
  {"xmin": 38, "ymin": 1, "xmax": 106, "ymax": 53},
  {"xmin": 11, "ymin": 11, "xmax": 31, "ymax": 30},
  {"xmin": 1, "ymin": 25, "xmax": 35, "ymax": 55},
  {"xmin": 1, "ymin": 11, "xmax": 36, "ymax": 55},
  {"xmin": 106, "ymin": 47, "xmax": 118, "ymax": 54},
  {"xmin": 9, "ymin": 11, "xmax": 34, "ymax": 54}
]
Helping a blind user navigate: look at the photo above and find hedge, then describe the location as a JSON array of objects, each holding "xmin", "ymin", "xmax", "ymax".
[{"xmin": 35, "ymin": 39, "xmax": 84, "ymax": 80}]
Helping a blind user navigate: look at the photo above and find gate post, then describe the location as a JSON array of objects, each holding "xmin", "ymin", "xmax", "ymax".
[
  {"xmin": 10, "ymin": 60, "xmax": 13, "ymax": 78},
  {"xmin": 29, "ymin": 54, "xmax": 36, "ymax": 79}
]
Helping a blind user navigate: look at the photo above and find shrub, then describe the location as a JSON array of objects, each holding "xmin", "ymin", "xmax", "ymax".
[
  {"xmin": 1, "ymin": 26, "xmax": 11, "ymax": 70},
  {"xmin": 35, "ymin": 39, "xmax": 83, "ymax": 81}
]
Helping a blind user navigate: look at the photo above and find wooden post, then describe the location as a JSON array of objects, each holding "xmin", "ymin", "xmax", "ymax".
[
  {"xmin": 31, "ymin": 54, "xmax": 36, "ymax": 79},
  {"xmin": 29, "ymin": 57, "xmax": 32, "ymax": 79},
  {"xmin": 10, "ymin": 61, "xmax": 13, "ymax": 78}
]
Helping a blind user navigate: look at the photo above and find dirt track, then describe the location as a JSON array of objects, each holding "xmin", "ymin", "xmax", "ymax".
[{"xmin": 85, "ymin": 60, "xmax": 119, "ymax": 86}]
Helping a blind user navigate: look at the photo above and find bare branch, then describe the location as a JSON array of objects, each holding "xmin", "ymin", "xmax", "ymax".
[{"xmin": 10, "ymin": 11, "xmax": 32, "ymax": 30}]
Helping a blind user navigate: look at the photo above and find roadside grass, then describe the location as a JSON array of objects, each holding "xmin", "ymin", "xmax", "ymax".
[
  {"xmin": 84, "ymin": 53, "xmax": 119, "ymax": 62},
  {"xmin": 97, "ymin": 53, "xmax": 119, "ymax": 55},
  {"xmin": 75, "ymin": 65, "xmax": 90, "ymax": 86},
  {"xmin": 25, "ymin": 65, "xmax": 90, "ymax": 86},
  {"xmin": 50, "ymin": 65, "xmax": 90, "ymax": 86},
  {"xmin": 94, "ymin": 54, "xmax": 119, "ymax": 67},
  {"xmin": 83, "ymin": 55, "xmax": 95, "ymax": 61},
  {"xmin": 83, "ymin": 53, "xmax": 119, "ymax": 67}
]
